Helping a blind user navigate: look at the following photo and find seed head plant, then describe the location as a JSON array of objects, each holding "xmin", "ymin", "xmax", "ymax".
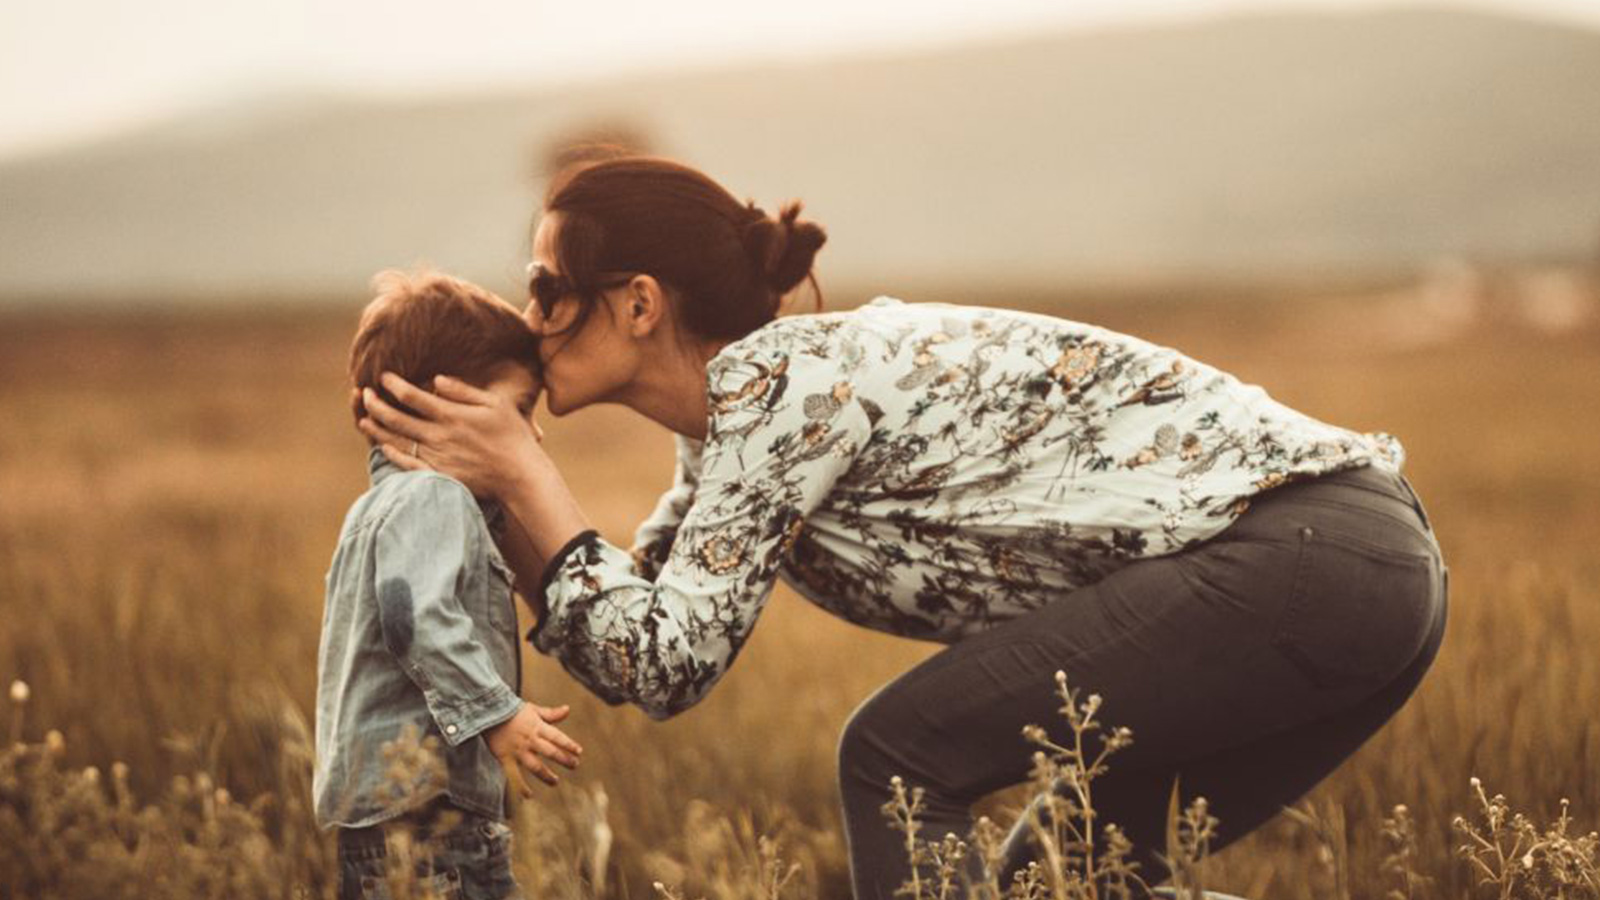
[
  {"xmin": 1453, "ymin": 777, "xmax": 1600, "ymax": 899},
  {"xmin": 878, "ymin": 670, "xmax": 1205, "ymax": 900}
]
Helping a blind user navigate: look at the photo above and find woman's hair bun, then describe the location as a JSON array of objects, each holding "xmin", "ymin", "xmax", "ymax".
[
  {"xmin": 742, "ymin": 200, "xmax": 828, "ymax": 297},
  {"xmin": 545, "ymin": 156, "xmax": 828, "ymax": 340}
]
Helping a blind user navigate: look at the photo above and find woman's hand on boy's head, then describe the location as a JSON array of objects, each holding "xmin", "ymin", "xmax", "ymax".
[
  {"xmin": 428, "ymin": 371, "xmax": 545, "ymax": 441},
  {"xmin": 358, "ymin": 371, "xmax": 546, "ymax": 497}
]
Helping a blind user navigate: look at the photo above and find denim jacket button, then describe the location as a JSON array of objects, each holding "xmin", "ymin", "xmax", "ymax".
[{"xmin": 445, "ymin": 724, "xmax": 459, "ymax": 736}]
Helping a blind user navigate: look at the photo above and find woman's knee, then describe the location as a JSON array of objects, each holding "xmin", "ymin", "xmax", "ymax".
[{"xmin": 838, "ymin": 692, "xmax": 897, "ymax": 787}]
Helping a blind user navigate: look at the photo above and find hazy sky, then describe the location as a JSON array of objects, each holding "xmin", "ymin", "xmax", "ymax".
[{"xmin": 2, "ymin": 0, "xmax": 1597, "ymax": 160}]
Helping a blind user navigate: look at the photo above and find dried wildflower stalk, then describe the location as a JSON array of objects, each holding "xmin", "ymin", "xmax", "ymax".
[
  {"xmin": 1453, "ymin": 777, "xmax": 1600, "ymax": 900},
  {"xmin": 1282, "ymin": 798, "xmax": 1350, "ymax": 900},
  {"xmin": 8, "ymin": 678, "xmax": 26, "ymax": 746},
  {"xmin": 16, "ymin": 662, "xmax": 1600, "ymax": 900},
  {"xmin": 590, "ymin": 783, "xmax": 615, "ymax": 897},
  {"xmin": 1162, "ymin": 782, "xmax": 1219, "ymax": 900},
  {"xmin": 1380, "ymin": 803, "xmax": 1431, "ymax": 900},
  {"xmin": 884, "ymin": 669, "xmax": 1209, "ymax": 900},
  {"xmin": 648, "ymin": 800, "xmax": 809, "ymax": 900}
]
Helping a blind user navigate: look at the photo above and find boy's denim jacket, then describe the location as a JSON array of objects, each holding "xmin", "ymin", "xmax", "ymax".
[{"xmin": 314, "ymin": 448, "xmax": 523, "ymax": 829}]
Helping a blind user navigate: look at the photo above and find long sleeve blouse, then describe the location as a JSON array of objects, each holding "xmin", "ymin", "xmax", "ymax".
[{"xmin": 529, "ymin": 297, "xmax": 1404, "ymax": 719}]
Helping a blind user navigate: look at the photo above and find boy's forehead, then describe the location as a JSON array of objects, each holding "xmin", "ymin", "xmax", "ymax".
[
  {"xmin": 515, "ymin": 363, "xmax": 544, "ymax": 395},
  {"xmin": 485, "ymin": 359, "xmax": 539, "ymax": 390}
]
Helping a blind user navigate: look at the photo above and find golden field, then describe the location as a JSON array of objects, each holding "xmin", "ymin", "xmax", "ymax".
[{"xmin": 1, "ymin": 282, "xmax": 1598, "ymax": 899}]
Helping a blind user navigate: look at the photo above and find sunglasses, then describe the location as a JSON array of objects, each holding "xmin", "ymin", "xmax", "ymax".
[{"xmin": 525, "ymin": 261, "xmax": 637, "ymax": 319}]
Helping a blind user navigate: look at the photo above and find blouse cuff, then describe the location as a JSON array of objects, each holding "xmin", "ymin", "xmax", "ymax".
[{"xmin": 526, "ymin": 528, "xmax": 601, "ymax": 644}]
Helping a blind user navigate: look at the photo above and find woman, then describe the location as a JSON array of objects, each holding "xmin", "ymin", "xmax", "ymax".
[{"xmin": 358, "ymin": 156, "xmax": 1449, "ymax": 899}]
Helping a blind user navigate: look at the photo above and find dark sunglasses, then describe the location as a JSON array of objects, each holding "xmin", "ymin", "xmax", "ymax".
[{"xmin": 525, "ymin": 261, "xmax": 637, "ymax": 319}]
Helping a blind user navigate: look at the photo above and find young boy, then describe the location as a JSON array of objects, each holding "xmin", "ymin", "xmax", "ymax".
[{"xmin": 315, "ymin": 269, "xmax": 581, "ymax": 900}]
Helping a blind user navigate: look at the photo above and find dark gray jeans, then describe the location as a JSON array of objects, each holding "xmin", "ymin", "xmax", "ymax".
[{"xmin": 837, "ymin": 464, "xmax": 1449, "ymax": 899}]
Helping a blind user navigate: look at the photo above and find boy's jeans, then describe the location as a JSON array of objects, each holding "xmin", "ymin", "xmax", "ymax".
[{"xmin": 337, "ymin": 800, "xmax": 522, "ymax": 900}]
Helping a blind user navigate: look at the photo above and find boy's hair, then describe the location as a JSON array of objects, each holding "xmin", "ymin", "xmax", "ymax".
[{"xmin": 349, "ymin": 268, "xmax": 540, "ymax": 431}]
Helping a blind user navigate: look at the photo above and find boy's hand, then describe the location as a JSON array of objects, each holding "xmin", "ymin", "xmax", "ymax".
[{"xmin": 485, "ymin": 702, "xmax": 582, "ymax": 796}]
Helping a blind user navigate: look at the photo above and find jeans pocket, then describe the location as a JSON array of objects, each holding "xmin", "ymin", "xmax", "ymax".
[
  {"xmin": 348, "ymin": 866, "xmax": 462, "ymax": 900},
  {"xmin": 1271, "ymin": 524, "xmax": 1437, "ymax": 690},
  {"xmin": 476, "ymin": 823, "xmax": 521, "ymax": 900},
  {"xmin": 427, "ymin": 819, "xmax": 519, "ymax": 900}
]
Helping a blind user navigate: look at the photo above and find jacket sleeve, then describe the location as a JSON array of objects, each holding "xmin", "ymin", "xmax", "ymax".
[
  {"xmin": 530, "ymin": 345, "xmax": 870, "ymax": 720},
  {"xmin": 373, "ymin": 476, "xmax": 524, "ymax": 746},
  {"xmin": 626, "ymin": 434, "xmax": 704, "ymax": 582}
]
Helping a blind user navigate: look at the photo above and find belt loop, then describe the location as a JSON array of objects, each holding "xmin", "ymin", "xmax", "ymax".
[{"xmin": 1397, "ymin": 474, "xmax": 1433, "ymax": 533}]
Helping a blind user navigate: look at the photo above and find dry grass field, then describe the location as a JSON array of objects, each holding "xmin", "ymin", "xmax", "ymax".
[{"xmin": 2, "ymin": 283, "xmax": 1598, "ymax": 898}]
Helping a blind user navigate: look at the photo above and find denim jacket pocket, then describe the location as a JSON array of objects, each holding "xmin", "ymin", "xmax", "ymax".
[
  {"xmin": 1271, "ymin": 524, "xmax": 1437, "ymax": 690},
  {"xmin": 485, "ymin": 553, "xmax": 519, "ymax": 633}
]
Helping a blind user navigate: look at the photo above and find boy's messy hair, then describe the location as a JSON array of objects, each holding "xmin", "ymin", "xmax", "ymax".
[{"xmin": 348, "ymin": 268, "xmax": 539, "ymax": 430}]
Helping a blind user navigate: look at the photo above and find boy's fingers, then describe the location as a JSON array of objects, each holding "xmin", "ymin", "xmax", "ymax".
[
  {"xmin": 541, "ymin": 726, "xmax": 583, "ymax": 757},
  {"xmin": 533, "ymin": 738, "xmax": 580, "ymax": 769},
  {"xmin": 518, "ymin": 750, "xmax": 559, "ymax": 786},
  {"xmin": 498, "ymin": 753, "xmax": 535, "ymax": 799},
  {"xmin": 535, "ymin": 703, "xmax": 570, "ymax": 723}
]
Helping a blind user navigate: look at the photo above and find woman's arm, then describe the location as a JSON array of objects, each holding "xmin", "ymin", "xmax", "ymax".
[
  {"xmin": 526, "ymin": 347, "xmax": 870, "ymax": 719},
  {"xmin": 361, "ymin": 348, "xmax": 870, "ymax": 720},
  {"xmin": 494, "ymin": 510, "xmax": 560, "ymax": 621},
  {"xmin": 627, "ymin": 434, "xmax": 703, "ymax": 581}
]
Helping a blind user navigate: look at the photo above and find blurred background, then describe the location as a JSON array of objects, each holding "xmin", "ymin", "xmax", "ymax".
[
  {"xmin": 3, "ymin": 0, "xmax": 1599, "ymax": 308},
  {"xmin": 2, "ymin": 2, "xmax": 1599, "ymax": 898}
]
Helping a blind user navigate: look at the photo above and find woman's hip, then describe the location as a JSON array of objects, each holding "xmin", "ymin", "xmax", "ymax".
[
  {"xmin": 999, "ymin": 461, "xmax": 1448, "ymax": 699},
  {"xmin": 1179, "ymin": 462, "xmax": 1447, "ymax": 691},
  {"xmin": 1221, "ymin": 463, "xmax": 1441, "ymax": 558}
]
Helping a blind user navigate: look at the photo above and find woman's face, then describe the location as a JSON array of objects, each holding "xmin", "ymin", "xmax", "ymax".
[{"xmin": 526, "ymin": 213, "xmax": 641, "ymax": 416}]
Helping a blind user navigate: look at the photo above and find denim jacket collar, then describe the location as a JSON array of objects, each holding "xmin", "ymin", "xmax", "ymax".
[
  {"xmin": 367, "ymin": 445, "xmax": 399, "ymax": 485},
  {"xmin": 366, "ymin": 445, "xmax": 504, "ymax": 530}
]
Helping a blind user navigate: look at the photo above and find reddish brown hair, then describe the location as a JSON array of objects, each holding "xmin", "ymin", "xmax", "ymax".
[
  {"xmin": 348, "ymin": 269, "xmax": 539, "ymax": 429},
  {"xmin": 541, "ymin": 155, "xmax": 827, "ymax": 342}
]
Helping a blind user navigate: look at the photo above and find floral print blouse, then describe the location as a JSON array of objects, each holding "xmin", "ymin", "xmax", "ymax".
[{"xmin": 530, "ymin": 297, "xmax": 1404, "ymax": 719}]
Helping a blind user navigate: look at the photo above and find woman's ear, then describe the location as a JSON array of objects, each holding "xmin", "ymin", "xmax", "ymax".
[{"xmin": 626, "ymin": 275, "xmax": 669, "ymax": 338}]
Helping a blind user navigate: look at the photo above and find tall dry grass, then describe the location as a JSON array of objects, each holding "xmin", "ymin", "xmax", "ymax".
[{"xmin": 1, "ymin": 286, "xmax": 1597, "ymax": 898}]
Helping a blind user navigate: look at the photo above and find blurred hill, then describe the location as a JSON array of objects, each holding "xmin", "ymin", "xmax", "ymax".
[{"xmin": 2, "ymin": 6, "xmax": 1598, "ymax": 306}]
